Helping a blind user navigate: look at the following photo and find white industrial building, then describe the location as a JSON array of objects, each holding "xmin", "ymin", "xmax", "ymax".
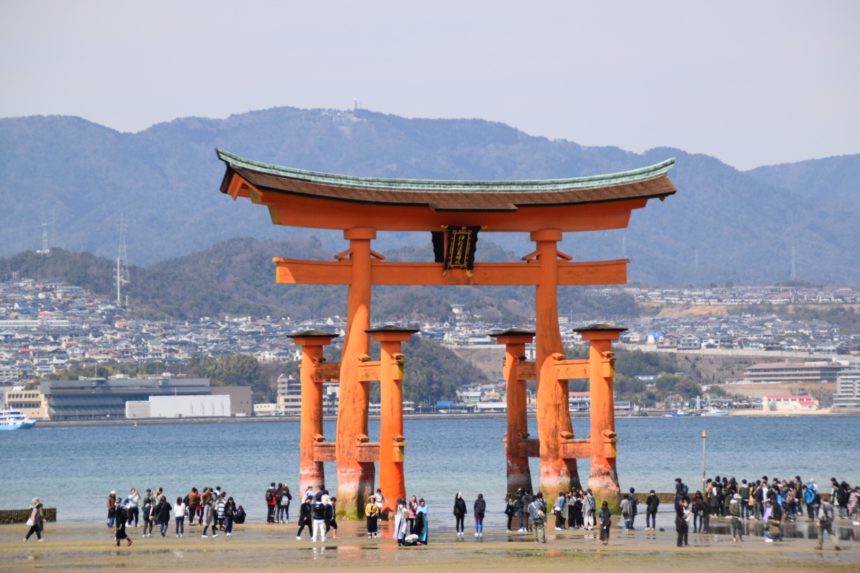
[{"xmin": 125, "ymin": 394, "xmax": 231, "ymax": 419}]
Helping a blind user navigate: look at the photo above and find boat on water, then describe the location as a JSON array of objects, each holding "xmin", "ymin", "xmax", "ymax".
[
  {"xmin": 0, "ymin": 408, "xmax": 37, "ymax": 430},
  {"xmin": 700, "ymin": 407, "xmax": 730, "ymax": 417},
  {"xmin": 664, "ymin": 409, "xmax": 690, "ymax": 418}
]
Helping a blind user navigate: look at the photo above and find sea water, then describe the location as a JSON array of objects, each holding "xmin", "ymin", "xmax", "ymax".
[{"xmin": 1, "ymin": 415, "xmax": 857, "ymax": 527}]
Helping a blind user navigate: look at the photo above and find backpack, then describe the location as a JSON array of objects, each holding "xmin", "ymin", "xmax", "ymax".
[
  {"xmin": 265, "ymin": 490, "xmax": 273, "ymax": 503},
  {"xmin": 312, "ymin": 501, "xmax": 325, "ymax": 519}
]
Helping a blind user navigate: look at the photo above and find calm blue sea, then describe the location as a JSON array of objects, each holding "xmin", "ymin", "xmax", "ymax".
[{"xmin": 1, "ymin": 415, "xmax": 857, "ymax": 527}]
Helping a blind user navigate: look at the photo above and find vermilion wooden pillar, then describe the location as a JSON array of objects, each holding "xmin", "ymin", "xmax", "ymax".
[
  {"xmin": 368, "ymin": 326, "xmax": 418, "ymax": 512},
  {"xmin": 336, "ymin": 227, "xmax": 376, "ymax": 518},
  {"xmin": 576, "ymin": 325, "xmax": 625, "ymax": 509},
  {"xmin": 490, "ymin": 328, "xmax": 535, "ymax": 494},
  {"xmin": 532, "ymin": 229, "xmax": 579, "ymax": 498},
  {"xmin": 288, "ymin": 330, "xmax": 338, "ymax": 494}
]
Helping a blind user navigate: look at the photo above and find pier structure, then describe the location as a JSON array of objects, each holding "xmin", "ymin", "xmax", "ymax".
[{"xmin": 216, "ymin": 149, "xmax": 676, "ymax": 516}]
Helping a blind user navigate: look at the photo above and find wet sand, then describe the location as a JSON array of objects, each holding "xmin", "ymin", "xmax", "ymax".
[{"xmin": 1, "ymin": 520, "xmax": 856, "ymax": 572}]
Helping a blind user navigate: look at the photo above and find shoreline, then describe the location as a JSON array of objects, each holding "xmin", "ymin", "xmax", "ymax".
[
  {"xmin": 31, "ymin": 409, "xmax": 857, "ymax": 429},
  {"xmin": 0, "ymin": 520, "xmax": 856, "ymax": 572}
]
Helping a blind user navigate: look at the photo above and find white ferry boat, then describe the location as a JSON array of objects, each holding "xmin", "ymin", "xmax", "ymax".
[{"xmin": 0, "ymin": 408, "xmax": 37, "ymax": 430}]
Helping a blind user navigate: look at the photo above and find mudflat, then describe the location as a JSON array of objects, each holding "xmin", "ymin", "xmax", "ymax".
[{"xmin": 1, "ymin": 521, "xmax": 856, "ymax": 572}]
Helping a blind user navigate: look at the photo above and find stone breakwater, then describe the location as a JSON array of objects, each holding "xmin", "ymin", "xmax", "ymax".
[{"xmin": 0, "ymin": 508, "xmax": 56, "ymax": 524}]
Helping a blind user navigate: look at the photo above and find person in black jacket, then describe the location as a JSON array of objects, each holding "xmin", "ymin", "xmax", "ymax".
[
  {"xmin": 155, "ymin": 496, "xmax": 172, "ymax": 537},
  {"xmin": 453, "ymin": 493, "xmax": 467, "ymax": 539},
  {"xmin": 473, "ymin": 494, "xmax": 486, "ymax": 538},
  {"xmin": 675, "ymin": 497, "xmax": 690, "ymax": 547},
  {"xmin": 295, "ymin": 496, "xmax": 312, "ymax": 540},
  {"xmin": 646, "ymin": 490, "xmax": 660, "ymax": 530},
  {"xmin": 115, "ymin": 503, "xmax": 133, "ymax": 547}
]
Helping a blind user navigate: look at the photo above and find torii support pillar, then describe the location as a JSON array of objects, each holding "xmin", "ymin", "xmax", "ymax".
[
  {"xmin": 336, "ymin": 227, "xmax": 376, "ymax": 519},
  {"xmin": 532, "ymin": 229, "xmax": 580, "ymax": 499},
  {"xmin": 288, "ymin": 330, "xmax": 338, "ymax": 494},
  {"xmin": 490, "ymin": 328, "xmax": 535, "ymax": 494},
  {"xmin": 576, "ymin": 324, "xmax": 625, "ymax": 510},
  {"xmin": 368, "ymin": 326, "xmax": 418, "ymax": 512}
]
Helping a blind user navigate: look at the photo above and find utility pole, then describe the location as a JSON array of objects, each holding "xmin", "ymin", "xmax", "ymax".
[{"xmin": 701, "ymin": 429, "xmax": 708, "ymax": 493}]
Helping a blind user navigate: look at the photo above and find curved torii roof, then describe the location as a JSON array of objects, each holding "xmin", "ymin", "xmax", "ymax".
[
  {"xmin": 218, "ymin": 149, "xmax": 675, "ymax": 210},
  {"xmin": 216, "ymin": 149, "xmax": 676, "ymax": 232}
]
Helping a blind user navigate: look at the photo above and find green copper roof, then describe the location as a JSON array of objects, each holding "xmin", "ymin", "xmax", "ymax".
[{"xmin": 217, "ymin": 148, "xmax": 675, "ymax": 194}]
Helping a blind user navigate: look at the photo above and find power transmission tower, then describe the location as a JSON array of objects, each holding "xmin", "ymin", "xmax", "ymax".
[
  {"xmin": 36, "ymin": 221, "xmax": 51, "ymax": 256},
  {"xmin": 116, "ymin": 216, "xmax": 130, "ymax": 308}
]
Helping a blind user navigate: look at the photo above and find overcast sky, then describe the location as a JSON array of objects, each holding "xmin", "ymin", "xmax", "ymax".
[{"xmin": 1, "ymin": 0, "xmax": 858, "ymax": 169}]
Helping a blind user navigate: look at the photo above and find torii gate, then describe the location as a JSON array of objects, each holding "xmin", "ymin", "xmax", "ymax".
[{"xmin": 217, "ymin": 149, "xmax": 676, "ymax": 517}]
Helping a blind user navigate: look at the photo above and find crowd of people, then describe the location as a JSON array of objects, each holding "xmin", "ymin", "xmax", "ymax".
[
  {"xmin": 106, "ymin": 486, "xmax": 246, "ymax": 547},
  {"xmin": 671, "ymin": 474, "xmax": 858, "ymax": 550},
  {"xmin": 21, "ymin": 473, "xmax": 856, "ymax": 552}
]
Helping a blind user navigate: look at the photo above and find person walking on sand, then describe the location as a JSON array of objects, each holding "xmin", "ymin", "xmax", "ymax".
[
  {"xmin": 528, "ymin": 492, "xmax": 547, "ymax": 543},
  {"xmin": 23, "ymin": 498, "xmax": 45, "ymax": 542},
  {"xmin": 598, "ymin": 501, "xmax": 611, "ymax": 545},
  {"xmin": 114, "ymin": 501, "xmax": 133, "ymax": 547},
  {"xmin": 295, "ymin": 494, "xmax": 313, "ymax": 540},
  {"xmin": 620, "ymin": 493, "xmax": 632, "ymax": 531},
  {"xmin": 628, "ymin": 487, "xmax": 639, "ymax": 530},
  {"xmin": 107, "ymin": 491, "xmax": 117, "ymax": 528},
  {"xmin": 453, "ymin": 492, "xmax": 467, "ymax": 539},
  {"xmin": 815, "ymin": 497, "xmax": 840, "ymax": 551},
  {"xmin": 553, "ymin": 492, "xmax": 566, "ymax": 530},
  {"xmin": 473, "ymin": 493, "xmax": 486, "ymax": 538}
]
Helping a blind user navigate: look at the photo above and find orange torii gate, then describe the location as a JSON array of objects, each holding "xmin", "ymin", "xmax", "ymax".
[{"xmin": 216, "ymin": 149, "xmax": 676, "ymax": 517}]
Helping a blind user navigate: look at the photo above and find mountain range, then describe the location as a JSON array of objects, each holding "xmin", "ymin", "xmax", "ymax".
[{"xmin": 1, "ymin": 107, "xmax": 857, "ymax": 285}]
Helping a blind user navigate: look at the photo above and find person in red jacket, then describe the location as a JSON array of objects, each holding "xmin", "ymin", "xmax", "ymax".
[{"xmin": 265, "ymin": 483, "xmax": 278, "ymax": 523}]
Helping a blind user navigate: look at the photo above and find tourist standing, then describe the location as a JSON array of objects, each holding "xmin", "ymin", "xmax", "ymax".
[
  {"xmin": 265, "ymin": 483, "xmax": 277, "ymax": 524},
  {"xmin": 224, "ymin": 496, "xmax": 237, "ymax": 536},
  {"xmin": 675, "ymin": 498, "xmax": 689, "ymax": 547},
  {"xmin": 277, "ymin": 484, "xmax": 292, "ymax": 524},
  {"xmin": 645, "ymin": 490, "xmax": 659, "ymax": 530},
  {"xmin": 141, "ymin": 494, "xmax": 155, "ymax": 537},
  {"xmin": 528, "ymin": 492, "xmax": 547, "ymax": 543},
  {"xmin": 365, "ymin": 496, "xmax": 380, "ymax": 538},
  {"xmin": 504, "ymin": 494, "xmax": 516, "ymax": 533},
  {"xmin": 416, "ymin": 498, "xmax": 429, "ymax": 544},
  {"xmin": 408, "ymin": 495, "xmax": 418, "ymax": 533},
  {"xmin": 107, "ymin": 491, "xmax": 117, "ymax": 527},
  {"xmin": 201, "ymin": 488, "xmax": 217, "ymax": 538},
  {"xmin": 174, "ymin": 496, "xmax": 186, "ymax": 537},
  {"xmin": 312, "ymin": 492, "xmax": 328, "ymax": 542},
  {"xmin": 598, "ymin": 500, "xmax": 611, "ymax": 545},
  {"xmin": 584, "ymin": 489, "xmax": 596, "ymax": 531},
  {"xmin": 553, "ymin": 492, "xmax": 566, "ymax": 530},
  {"xmin": 628, "ymin": 487, "xmax": 639, "ymax": 529},
  {"xmin": 620, "ymin": 493, "xmax": 632, "ymax": 530},
  {"xmin": 155, "ymin": 495, "xmax": 172, "ymax": 537},
  {"xmin": 23, "ymin": 498, "xmax": 45, "ymax": 542},
  {"xmin": 186, "ymin": 487, "xmax": 199, "ymax": 525},
  {"xmin": 326, "ymin": 496, "xmax": 338, "ymax": 539},
  {"xmin": 127, "ymin": 488, "xmax": 140, "ymax": 527},
  {"xmin": 395, "ymin": 498, "xmax": 409, "ymax": 545},
  {"xmin": 729, "ymin": 493, "xmax": 743, "ymax": 542},
  {"xmin": 473, "ymin": 493, "xmax": 486, "ymax": 538},
  {"xmin": 453, "ymin": 493, "xmax": 467, "ymax": 538}
]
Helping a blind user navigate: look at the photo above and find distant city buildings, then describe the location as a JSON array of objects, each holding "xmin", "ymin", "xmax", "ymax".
[
  {"xmin": 742, "ymin": 361, "xmax": 846, "ymax": 384},
  {"xmin": 1, "ymin": 277, "xmax": 859, "ymax": 416},
  {"xmin": 832, "ymin": 370, "xmax": 860, "ymax": 410}
]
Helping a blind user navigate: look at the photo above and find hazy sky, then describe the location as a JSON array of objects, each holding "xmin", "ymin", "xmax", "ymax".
[{"xmin": 1, "ymin": 0, "xmax": 858, "ymax": 169}]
